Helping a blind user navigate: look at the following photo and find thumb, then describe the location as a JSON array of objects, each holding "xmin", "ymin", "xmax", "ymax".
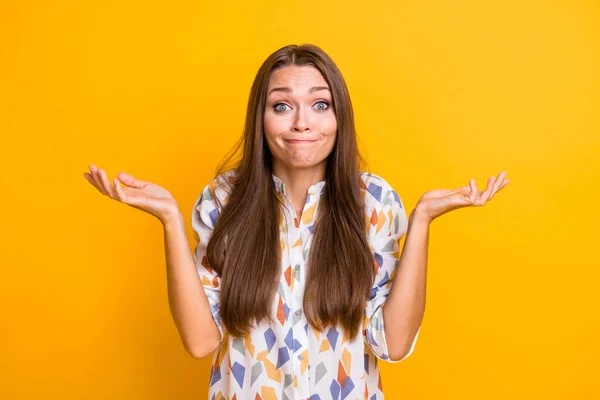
[{"xmin": 117, "ymin": 172, "xmax": 146, "ymax": 188}]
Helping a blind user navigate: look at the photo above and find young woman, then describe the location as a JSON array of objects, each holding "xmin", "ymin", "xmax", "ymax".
[{"xmin": 84, "ymin": 44, "xmax": 509, "ymax": 399}]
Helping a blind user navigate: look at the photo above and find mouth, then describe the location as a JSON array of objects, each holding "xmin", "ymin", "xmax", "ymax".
[{"xmin": 284, "ymin": 139, "xmax": 317, "ymax": 144}]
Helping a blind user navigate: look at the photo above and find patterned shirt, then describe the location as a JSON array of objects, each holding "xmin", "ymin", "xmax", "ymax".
[{"xmin": 191, "ymin": 170, "xmax": 420, "ymax": 400}]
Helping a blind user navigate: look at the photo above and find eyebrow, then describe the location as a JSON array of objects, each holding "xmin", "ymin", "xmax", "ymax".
[{"xmin": 267, "ymin": 86, "xmax": 331, "ymax": 96}]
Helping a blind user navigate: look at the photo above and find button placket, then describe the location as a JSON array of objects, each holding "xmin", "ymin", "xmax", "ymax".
[
  {"xmin": 282, "ymin": 198, "xmax": 304, "ymax": 395},
  {"xmin": 275, "ymin": 179, "xmax": 318, "ymax": 399}
]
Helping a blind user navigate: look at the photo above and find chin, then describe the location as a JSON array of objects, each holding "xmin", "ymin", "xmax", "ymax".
[{"xmin": 289, "ymin": 158, "xmax": 326, "ymax": 169}]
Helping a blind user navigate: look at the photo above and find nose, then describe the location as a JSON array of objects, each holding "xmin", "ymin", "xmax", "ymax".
[{"xmin": 292, "ymin": 108, "xmax": 310, "ymax": 132}]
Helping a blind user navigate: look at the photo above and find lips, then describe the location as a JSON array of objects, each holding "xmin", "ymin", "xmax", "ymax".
[{"xmin": 284, "ymin": 139, "xmax": 317, "ymax": 143}]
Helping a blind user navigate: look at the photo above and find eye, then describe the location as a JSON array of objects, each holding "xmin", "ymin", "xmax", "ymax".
[
  {"xmin": 273, "ymin": 103, "xmax": 291, "ymax": 112},
  {"xmin": 272, "ymin": 101, "xmax": 330, "ymax": 113},
  {"xmin": 314, "ymin": 101, "xmax": 330, "ymax": 111}
]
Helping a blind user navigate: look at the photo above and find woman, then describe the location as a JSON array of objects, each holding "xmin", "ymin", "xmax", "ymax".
[{"xmin": 84, "ymin": 44, "xmax": 509, "ymax": 399}]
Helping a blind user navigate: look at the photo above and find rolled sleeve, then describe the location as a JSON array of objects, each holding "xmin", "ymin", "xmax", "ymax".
[
  {"xmin": 191, "ymin": 181, "xmax": 225, "ymax": 342},
  {"xmin": 363, "ymin": 181, "xmax": 419, "ymax": 362}
]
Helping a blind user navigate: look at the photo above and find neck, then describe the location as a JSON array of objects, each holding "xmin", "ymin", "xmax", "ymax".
[{"xmin": 272, "ymin": 160, "xmax": 327, "ymax": 213}]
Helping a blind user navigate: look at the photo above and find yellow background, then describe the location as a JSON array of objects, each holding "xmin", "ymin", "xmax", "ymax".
[{"xmin": 1, "ymin": 0, "xmax": 598, "ymax": 398}]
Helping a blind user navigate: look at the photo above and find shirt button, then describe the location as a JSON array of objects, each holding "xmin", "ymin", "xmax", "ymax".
[
  {"xmin": 294, "ymin": 264, "xmax": 300, "ymax": 271},
  {"xmin": 295, "ymin": 309, "xmax": 302, "ymax": 316},
  {"xmin": 298, "ymin": 354, "xmax": 304, "ymax": 360}
]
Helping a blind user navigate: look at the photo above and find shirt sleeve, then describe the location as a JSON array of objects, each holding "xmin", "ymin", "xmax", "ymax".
[
  {"xmin": 363, "ymin": 181, "xmax": 420, "ymax": 362},
  {"xmin": 191, "ymin": 180, "xmax": 226, "ymax": 342}
]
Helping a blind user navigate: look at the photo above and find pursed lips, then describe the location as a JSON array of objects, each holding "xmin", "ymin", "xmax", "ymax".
[{"xmin": 284, "ymin": 139, "xmax": 318, "ymax": 144}]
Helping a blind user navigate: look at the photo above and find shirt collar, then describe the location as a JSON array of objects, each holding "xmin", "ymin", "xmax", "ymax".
[{"xmin": 271, "ymin": 173, "xmax": 326, "ymax": 196}]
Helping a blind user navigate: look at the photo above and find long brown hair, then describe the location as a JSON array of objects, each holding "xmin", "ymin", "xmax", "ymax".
[{"xmin": 205, "ymin": 44, "xmax": 374, "ymax": 342}]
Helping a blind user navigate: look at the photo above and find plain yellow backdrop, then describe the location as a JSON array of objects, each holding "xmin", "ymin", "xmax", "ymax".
[{"xmin": 1, "ymin": 0, "xmax": 598, "ymax": 399}]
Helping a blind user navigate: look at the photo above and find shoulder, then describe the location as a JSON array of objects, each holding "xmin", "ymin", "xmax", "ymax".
[
  {"xmin": 208, "ymin": 169, "xmax": 236, "ymax": 203},
  {"xmin": 194, "ymin": 169, "xmax": 237, "ymax": 217},
  {"xmin": 359, "ymin": 171, "xmax": 404, "ymax": 211}
]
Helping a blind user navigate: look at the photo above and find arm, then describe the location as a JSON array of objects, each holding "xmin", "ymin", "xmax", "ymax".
[
  {"xmin": 83, "ymin": 165, "xmax": 222, "ymax": 358},
  {"xmin": 363, "ymin": 181, "xmax": 424, "ymax": 362},
  {"xmin": 364, "ymin": 183, "xmax": 422, "ymax": 362},
  {"xmin": 382, "ymin": 171, "xmax": 510, "ymax": 359},
  {"xmin": 381, "ymin": 209, "xmax": 428, "ymax": 361},
  {"xmin": 163, "ymin": 184, "xmax": 223, "ymax": 359}
]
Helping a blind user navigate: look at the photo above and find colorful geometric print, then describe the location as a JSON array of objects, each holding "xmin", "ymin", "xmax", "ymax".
[{"xmin": 191, "ymin": 170, "xmax": 420, "ymax": 400}]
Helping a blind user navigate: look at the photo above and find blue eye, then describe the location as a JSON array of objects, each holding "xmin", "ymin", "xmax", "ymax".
[
  {"xmin": 315, "ymin": 101, "xmax": 329, "ymax": 111},
  {"xmin": 273, "ymin": 103, "xmax": 291, "ymax": 112},
  {"xmin": 272, "ymin": 101, "xmax": 330, "ymax": 113}
]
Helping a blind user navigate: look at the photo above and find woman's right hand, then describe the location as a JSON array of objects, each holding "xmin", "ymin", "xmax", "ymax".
[{"xmin": 84, "ymin": 164, "xmax": 180, "ymax": 224}]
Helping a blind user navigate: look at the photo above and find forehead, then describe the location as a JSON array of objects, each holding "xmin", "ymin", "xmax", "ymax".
[{"xmin": 267, "ymin": 65, "xmax": 329, "ymax": 91}]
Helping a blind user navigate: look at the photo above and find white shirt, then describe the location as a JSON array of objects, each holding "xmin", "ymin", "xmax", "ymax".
[{"xmin": 192, "ymin": 169, "xmax": 420, "ymax": 399}]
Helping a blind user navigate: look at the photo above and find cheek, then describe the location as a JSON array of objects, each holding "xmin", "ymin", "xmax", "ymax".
[
  {"xmin": 263, "ymin": 113, "xmax": 284, "ymax": 153},
  {"xmin": 321, "ymin": 114, "xmax": 337, "ymax": 137},
  {"xmin": 263, "ymin": 111, "xmax": 285, "ymax": 136}
]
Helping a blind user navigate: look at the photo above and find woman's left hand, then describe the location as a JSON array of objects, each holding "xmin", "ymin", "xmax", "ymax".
[{"xmin": 412, "ymin": 171, "xmax": 510, "ymax": 224}]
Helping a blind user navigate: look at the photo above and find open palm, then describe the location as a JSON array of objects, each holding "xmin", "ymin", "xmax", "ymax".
[
  {"xmin": 415, "ymin": 171, "xmax": 510, "ymax": 223},
  {"xmin": 83, "ymin": 164, "xmax": 179, "ymax": 223}
]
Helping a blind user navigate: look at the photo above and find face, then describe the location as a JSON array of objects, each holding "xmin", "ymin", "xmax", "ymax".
[{"xmin": 263, "ymin": 65, "xmax": 337, "ymax": 171}]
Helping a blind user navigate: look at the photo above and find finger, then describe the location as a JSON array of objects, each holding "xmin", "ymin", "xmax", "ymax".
[
  {"xmin": 83, "ymin": 172, "xmax": 99, "ymax": 190},
  {"xmin": 478, "ymin": 176, "xmax": 495, "ymax": 203},
  {"xmin": 489, "ymin": 179, "xmax": 500, "ymax": 200},
  {"xmin": 454, "ymin": 185, "xmax": 471, "ymax": 196},
  {"xmin": 469, "ymin": 179, "xmax": 478, "ymax": 203},
  {"xmin": 98, "ymin": 168, "xmax": 117, "ymax": 199},
  {"xmin": 113, "ymin": 178, "xmax": 127, "ymax": 202},
  {"xmin": 490, "ymin": 172, "xmax": 509, "ymax": 199},
  {"xmin": 490, "ymin": 171, "xmax": 506, "ymax": 195},
  {"xmin": 117, "ymin": 172, "xmax": 146, "ymax": 189},
  {"xmin": 84, "ymin": 172, "xmax": 106, "ymax": 195},
  {"xmin": 489, "ymin": 180, "xmax": 498, "ymax": 200},
  {"xmin": 90, "ymin": 165, "xmax": 108, "ymax": 195},
  {"xmin": 114, "ymin": 178, "xmax": 144, "ymax": 207}
]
